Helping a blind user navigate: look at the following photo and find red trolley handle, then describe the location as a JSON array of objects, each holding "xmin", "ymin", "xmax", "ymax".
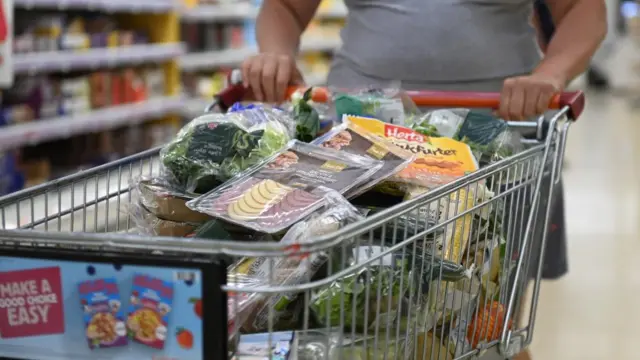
[{"xmin": 285, "ymin": 86, "xmax": 585, "ymax": 120}]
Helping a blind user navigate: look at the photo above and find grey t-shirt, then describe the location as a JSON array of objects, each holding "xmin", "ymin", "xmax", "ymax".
[{"xmin": 326, "ymin": 0, "xmax": 542, "ymax": 91}]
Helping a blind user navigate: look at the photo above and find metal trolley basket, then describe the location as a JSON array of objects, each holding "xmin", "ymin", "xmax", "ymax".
[{"xmin": 0, "ymin": 89, "xmax": 584, "ymax": 360}]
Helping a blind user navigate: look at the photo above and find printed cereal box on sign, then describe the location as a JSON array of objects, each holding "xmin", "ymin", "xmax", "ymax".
[
  {"xmin": 78, "ymin": 278, "xmax": 127, "ymax": 349},
  {"xmin": 127, "ymin": 274, "xmax": 174, "ymax": 349}
]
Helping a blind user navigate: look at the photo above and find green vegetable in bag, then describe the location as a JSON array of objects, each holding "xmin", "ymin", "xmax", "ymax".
[
  {"xmin": 293, "ymin": 88, "xmax": 321, "ymax": 142},
  {"xmin": 311, "ymin": 260, "xmax": 417, "ymax": 334},
  {"xmin": 161, "ymin": 109, "xmax": 291, "ymax": 193},
  {"xmin": 412, "ymin": 251, "xmax": 469, "ymax": 283}
]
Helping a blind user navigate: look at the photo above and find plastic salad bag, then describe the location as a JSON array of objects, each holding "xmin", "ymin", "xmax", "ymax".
[
  {"xmin": 160, "ymin": 107, "xmax": 294, "ymax": 194},
  {"xmin": 310, "ymin": 244, "xmax": 419, "ymax": 335},
  {"xmin": 187, "ymin": 140, "xmax": 382, "ymax": 234},
  {"xmin": 332, "ymin": 86, "xmax": 419, "ymax": 126},
  {"xmin": 408, "ymin": 109, "xmax": 525, "ymax": 168},
  {"xmin": 226, "ymin": 195, "xmax": 365, "ymax": 333},
  {"xmin": 312, "ymin": 119, "xmax": 415, "ymax": 198}
]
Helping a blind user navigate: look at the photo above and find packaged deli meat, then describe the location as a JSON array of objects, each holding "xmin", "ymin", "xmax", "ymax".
[
  {"xmin": 228, "ymin": 196, "xmax": 365, "ymax": 332},
  {"xmin": 345, "ymin": 115, "xmax": 479, "ymax": 190},
  {"xmin": 312, "ymin": 119, "xmax": 414, "ymax": 198},
  {"xmin": 187, "ymin": 140, "xmax": 382, "ymax": 233}
]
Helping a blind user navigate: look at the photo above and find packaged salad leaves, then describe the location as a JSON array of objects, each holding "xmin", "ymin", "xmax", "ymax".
[
  {"xmin": 345, "ymin": 115, "xmax": 479, "ymax": 191},
  {"xmin": 310, "ymin": 245, "xmax": 419, "ymax": 335},
  {"xmin": 160, "ymin": 107, "xmax": 294, "ymax": 194},
  {"xmin": 227, "ymin": 195, "xmax": 365, "ymax": 333},
  {"xmin": 333, "ymin": 87, "xmax": 418, "ymax": 126},
  {"xmin": 187, "ymin": 140, "xmax": 382, "ymax": 234},
  {"xmin": 312, "ymin": 119, "xmax": 415, "ymax": 198}
]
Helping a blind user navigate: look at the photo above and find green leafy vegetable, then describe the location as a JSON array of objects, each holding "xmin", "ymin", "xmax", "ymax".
[
  {"xmin": 293, "ymin": 88, "xmax": 321, "ymax": 142},
  {"xmin": 161, "ymin": 111, "xmax": 290, "ymax": 193},
  {"xmin": 311, "ymin": 264, "xmax": 416, "ymax": 333}
]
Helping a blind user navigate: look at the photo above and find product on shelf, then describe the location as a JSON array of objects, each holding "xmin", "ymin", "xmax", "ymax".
[
  {"xmin": 181, "ymin": 22, "xmax": 246, "ymax": 53},
  {"xmin": 15, "ymin": 11, "xmax": 151, "ymax": 54}
]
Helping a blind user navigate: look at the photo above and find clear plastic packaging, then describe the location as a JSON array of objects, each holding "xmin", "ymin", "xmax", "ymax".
[
  {"xmin": 160, "ymin": 107, "xmax": 294, "ymax": 194},
  {"xmin": 132, "ymin": 177, "xmax": 211, "ymax": 223},
  {"xmin": 310, "ymin": 246, "xmax": 419, "ymax": 336},
  {"xmin": 332, "ymin": 86, "xmax": 419, "ymax": 126},
  {"xmin": 408, "ymin": 109, "xmax": 525, "ymax": 168},
  {"xmin": 312, "ymin": 119, "xmax": 415, "ymax": 198},
  {"xmin": 187, "ymin": 140, "xmax": 382, "ymax": 234},
  {"xmin": 226, "ymin": 195, "xmax": 365, "ymax": 333},
  {"xmin": 345, "ymin": 115, "xmax": 479, "ymax": 191},
  {"xmin": 129, "ymin": 200, "xmax": 200, "ymax": 237}
]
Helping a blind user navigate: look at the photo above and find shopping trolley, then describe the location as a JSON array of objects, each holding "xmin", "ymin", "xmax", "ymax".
[{"xmin": 0, "ymin": 87, "xmax": 584, "ymax": 360}]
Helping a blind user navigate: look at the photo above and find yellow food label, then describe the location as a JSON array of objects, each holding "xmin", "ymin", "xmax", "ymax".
[
  {"xmin": 346, "ymin": 115, "xmax": 478, "ymax": 187},
  {"xmin": 321, "ymin": 160, "xmax": 346, "ymax": 172},
  {"xmin": 366, "ymin": 143, "xmax": 389, "ymax": 159}
]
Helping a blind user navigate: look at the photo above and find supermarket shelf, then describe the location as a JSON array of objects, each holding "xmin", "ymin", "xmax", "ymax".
[
  {"xmin": 14, "ymin": 43, "xmax": 186, "ymax": 74},
  {"xmin": 180, "ymin": 37, "xmax": 341, "ymax": 71},
  {"xmin": 14, "ymin": 0, "xmax": 178, "ymax": 12},
  {"xmin": 181, "ymin": 2, "xmax": 257, "ymax": 21},
  {"xmin": 0, "ymin": 96, "xmax": 184, "ymax": 151},
  {"xmin": 181, "ymin": 3, "xmax": 347, "ymax": 21},
  {"xmin": 180, "ymin": 72, "xmax": 327, "ymax": 118}
]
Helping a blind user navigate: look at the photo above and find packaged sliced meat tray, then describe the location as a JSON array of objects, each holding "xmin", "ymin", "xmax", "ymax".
[
  {"xmin": 312, "ymin": 118, "xmax": 415, "ymax": 198},
  {"xmin": 187, "ymin": 140, "xmax": 383, "ymax": 233}
]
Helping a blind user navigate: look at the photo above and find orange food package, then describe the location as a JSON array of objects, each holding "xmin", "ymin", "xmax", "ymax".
[
  {"xmin": 345, "ymin": 115, "xmax": 478, "ymax": 190},
  {"xmin": 466, "ymin": 301, "xmax": 513, "ymax": 348}
]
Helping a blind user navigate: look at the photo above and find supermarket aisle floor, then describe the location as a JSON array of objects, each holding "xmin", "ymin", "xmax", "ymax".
[{"xmin": 529, "ymin": 40, "xmax": 640, "ymax": 360}]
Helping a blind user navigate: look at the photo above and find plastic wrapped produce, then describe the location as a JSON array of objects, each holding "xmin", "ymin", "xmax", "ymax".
[
  {"xmin": 226, "ymin": 196, "xmax": 365, "ymax": 333},
  {"xmin": 310, "ymin": 245, "xmax": 419, "ymax": 335},
  {"xmin": 160, "ymin": 107, "xmax": 294, "ymax": 193},
  {"xmin": 332, "ymin": 86, "xmax": 419, "ymax": 125}
]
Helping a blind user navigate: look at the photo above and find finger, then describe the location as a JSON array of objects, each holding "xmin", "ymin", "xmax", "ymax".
[
  {"xmin": 498, "ymin": 79, "xmax": 514, "ymax": 120},
  {"xmin": 261, "ymin": 56, "xmax": 278, "ymax": 103},
  {"xmin": 248, "ymin": 58, "xmax": 264, "ymax": 102},
  {"xmin": 241, "ymin": 57, "xmax": 253, "ymax": 88},
  {"xmin": 275, "ymin": 56, "xmax": 292, "ymax": 103},
  {"xmin": 536, "ymin": 90, "xmax": 553, "ymax": 115},
  {"xmin": 507, "ymin": 81, "xmax": 526, "ymax": 120},
  {"xmin": 536, "ymin": 84, "xmax": 556, "ymax": 115},
  {"xmin": 522, "ymin": 85, "xmax": 541, "ymax": 119}
]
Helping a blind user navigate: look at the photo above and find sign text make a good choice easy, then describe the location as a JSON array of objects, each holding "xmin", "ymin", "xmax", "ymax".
[{"xmin": 0, "ymin": 266, "xmax": 65, "ymax": 338}]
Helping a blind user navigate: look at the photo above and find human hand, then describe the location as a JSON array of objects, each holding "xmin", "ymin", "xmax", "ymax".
[
  {"xmin": 241, "ymin": 52, "xmax": 304, "ymax": 103},
  {"xmin": 498, "ymin": 72, "xmax": 566, "ymax": 120}
]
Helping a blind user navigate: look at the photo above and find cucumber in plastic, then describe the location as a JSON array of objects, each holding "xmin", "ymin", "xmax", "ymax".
[{"xmin": 412, "ymin": 251, "xmax": 468, "ymax": 283}]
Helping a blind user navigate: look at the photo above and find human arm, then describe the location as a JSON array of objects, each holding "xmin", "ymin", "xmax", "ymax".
[
  {"xmin": 499, "ymin": 0, "xmax": 607, "ymax": 120},
  {"xmin": 241, "ymin": 0, "xmax": 322, "ymax": 102}
]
